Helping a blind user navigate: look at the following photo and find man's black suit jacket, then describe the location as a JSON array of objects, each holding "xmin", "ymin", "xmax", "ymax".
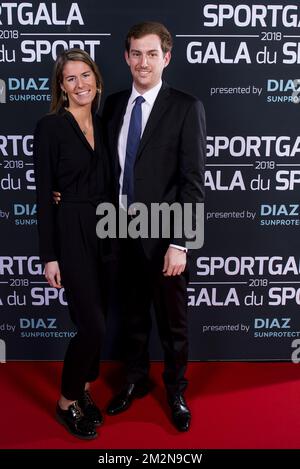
[{"xmin": 102, "ymin": 82, "xmax": 206, "ymax": 260}]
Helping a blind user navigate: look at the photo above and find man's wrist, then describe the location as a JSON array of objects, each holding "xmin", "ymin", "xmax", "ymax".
[{"xmin": 169, "ymin": 244, "xmax": 187, "ymax": 253}]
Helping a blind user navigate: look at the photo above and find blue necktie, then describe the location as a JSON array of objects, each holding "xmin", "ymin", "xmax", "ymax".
[{"xmin": 122, "ymin": 96, "xmax": 145, "ymax": 208}]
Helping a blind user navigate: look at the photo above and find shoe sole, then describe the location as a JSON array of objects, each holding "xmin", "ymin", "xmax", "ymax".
[{"xmin": 56, "ymin": 413, "xmax": 98, "ymax": 440}]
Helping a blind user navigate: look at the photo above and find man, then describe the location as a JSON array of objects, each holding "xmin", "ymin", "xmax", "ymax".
[{"xmin": 102, "ymin": 21, "xmax": 206, "ymax": 432}]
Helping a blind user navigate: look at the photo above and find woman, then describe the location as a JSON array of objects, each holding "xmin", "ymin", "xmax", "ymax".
[{"xmin": 34, "ymin": 49, "xmax": 109, "ymax": 440}]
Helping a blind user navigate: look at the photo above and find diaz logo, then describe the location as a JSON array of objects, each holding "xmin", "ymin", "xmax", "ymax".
[
  {"xmin": 0, "ymin": 79, "xmax": 6, "ymax": 103},
  {"xmin": 1, "ymin": 76, "xmax": 51, "ymax": 103}
]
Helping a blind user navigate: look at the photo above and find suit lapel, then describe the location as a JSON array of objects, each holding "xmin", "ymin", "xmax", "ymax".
[
  {"xmin": 136, "ymin": 83, "xmax": 171, "ymax": 161},
  {"xmin": 110, "ymin": 91, "xmax": 130, "ymax": 178},
  {"xmin": 112, "ymin": 92, "xmax": 130, "ymax": 144},
  {"xmin": 108, "ymin": 84, "xmax": 171, "ymax": 175}
]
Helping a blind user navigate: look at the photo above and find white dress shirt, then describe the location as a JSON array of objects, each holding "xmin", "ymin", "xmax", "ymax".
[
  {"xmin": 118, "ymin": 80, "xmax": 162, "ymax": 198},
  {"xmin": 118, "ymin": 81, "xmax": 186, "ymax": 252}
]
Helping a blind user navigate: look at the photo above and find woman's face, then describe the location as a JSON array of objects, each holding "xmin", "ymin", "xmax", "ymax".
[{"xmin": 61, "ymin": 60, "xmax": 97, "ymax": 109}]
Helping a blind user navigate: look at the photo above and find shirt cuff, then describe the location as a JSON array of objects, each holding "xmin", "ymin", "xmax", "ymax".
[{"xmin": 169, "ymin": 244, "xmax": 188, "ymax": 252}]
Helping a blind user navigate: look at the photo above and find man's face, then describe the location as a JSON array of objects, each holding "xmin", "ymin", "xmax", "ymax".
[{"xmin": 125, "ymin": 34, "xmax": 171, "ymax": 94}]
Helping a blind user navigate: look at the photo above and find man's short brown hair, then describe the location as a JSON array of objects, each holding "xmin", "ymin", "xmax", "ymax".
[{"xmin": 125, "ymin": 21, "xmax": 173, "ymax": 55}]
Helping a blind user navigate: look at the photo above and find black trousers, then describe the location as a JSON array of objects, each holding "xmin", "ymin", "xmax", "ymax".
[
  {"xmin": 57, "ymin": 203, "xmax": 106, "ymax": 400},
  {"xmin": 120, "ymin": 237, "xmax": 189, "ymax": 397}
]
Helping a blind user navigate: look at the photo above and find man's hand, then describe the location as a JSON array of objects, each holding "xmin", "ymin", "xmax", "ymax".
[
  {"xmin": 53, "ymin": 191, "xmax": 61, "ymax": 204},
  {"xmin": 163, "ymin": 246, "xmax": 186, "ymax": 277},
  {"xmin": 45, "ymin": 261, "xmax": 62, "ymax": 288}
]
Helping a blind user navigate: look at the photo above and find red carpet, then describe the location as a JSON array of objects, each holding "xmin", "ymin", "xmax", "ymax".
[{"xmin": 1, "ymin": 361, "xmax": 300, "ymax": 449}]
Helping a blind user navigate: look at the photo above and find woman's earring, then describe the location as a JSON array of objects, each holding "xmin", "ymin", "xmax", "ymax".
[
  {"xmin": 97, "ymin": 88, "xmax": 102, "ymax": 94},
  {"xmin": 63, "ymin": 91, "xmax": 68, "ymax": 103}
]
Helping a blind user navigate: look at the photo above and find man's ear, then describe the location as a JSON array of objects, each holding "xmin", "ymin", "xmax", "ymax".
[
  {"xmin": 124, "ymin": 50, "xmax": 130, "ymax": 66},
  {"xmin": 164, "ymin": 51, "xmax": 171, "ymax": 67}
]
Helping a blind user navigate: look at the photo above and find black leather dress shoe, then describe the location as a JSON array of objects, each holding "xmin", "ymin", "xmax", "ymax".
[
  {"xmin": 168, "ymin": 394, "xmax": 191, "ymax": 432},
  {"xmin": 56, "ymin": 401, "xmax": 98, "ymax": 440},
  {"xmin": 78, "ymin": 390, "xmax": 103, "ymax": 426},
  {"xmin": 107, "ymin": 381, "xmax": 150, "ymax": 416}
]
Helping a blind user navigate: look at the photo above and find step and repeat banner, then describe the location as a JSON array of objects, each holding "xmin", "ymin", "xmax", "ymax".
[{"xmin": 1, "ymin": 0, "xmax": 300, "ymax": 361}]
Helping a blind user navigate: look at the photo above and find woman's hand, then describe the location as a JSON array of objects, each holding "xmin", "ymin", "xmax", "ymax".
[
  {"xmin": 45, "ymin": 261, "xmax": 62, "ymax": 288},
  {"xmin": 53, "ymin": 191, "xmax": 61, "ymax": 204}
]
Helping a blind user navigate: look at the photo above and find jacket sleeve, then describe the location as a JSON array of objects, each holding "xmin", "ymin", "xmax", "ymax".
[
  {"xmin": 171, "ymin": 99, "xmax": 206, "ymax": 248},
  {"xmin": 33, "ymin": 117, "xmax": 59, "ymax": 263}
]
